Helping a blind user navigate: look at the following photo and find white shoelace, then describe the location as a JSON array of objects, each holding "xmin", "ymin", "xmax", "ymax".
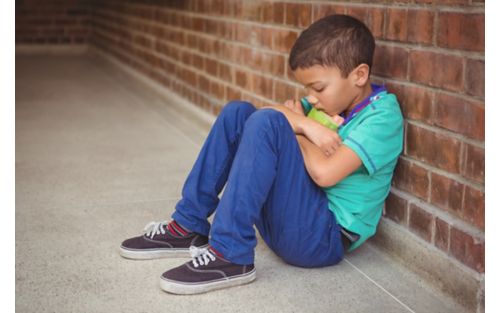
[
  {"xmin": 189, "ymin": 246, "xmax": 216, "ymax": 268},
  {"xmin": 143, "ymin": 221, "xmax": 168, "ymax": 239}
]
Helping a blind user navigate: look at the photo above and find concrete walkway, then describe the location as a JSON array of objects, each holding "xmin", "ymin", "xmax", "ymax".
[{"xmin": 15, "ymin": 54, "xmax": 467, "ymax": 313}]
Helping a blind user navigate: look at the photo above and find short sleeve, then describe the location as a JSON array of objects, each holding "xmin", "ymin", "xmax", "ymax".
[{"xmin": 343, "ymin": 100, "xmax": 404, "ymax": 176}]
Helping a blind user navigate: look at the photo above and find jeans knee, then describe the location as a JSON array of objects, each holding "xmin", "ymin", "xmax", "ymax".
[
  {"xmin": 219, "ymin": 101, "xmax": 256, "ymax": 120},
  {"xmin": 244, "ymin": 108, "xmax": 286, "ymax": 133}
]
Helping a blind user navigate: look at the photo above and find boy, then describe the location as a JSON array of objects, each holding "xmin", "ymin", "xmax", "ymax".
[{"xmin": 120, "ymin": 14, "xmax": 403, "ymax": 295}]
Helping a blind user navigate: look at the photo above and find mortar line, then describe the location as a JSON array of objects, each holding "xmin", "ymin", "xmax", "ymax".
[{"xmin": 343, "ymin": 258, "xmax": 417, "ymax": 313}]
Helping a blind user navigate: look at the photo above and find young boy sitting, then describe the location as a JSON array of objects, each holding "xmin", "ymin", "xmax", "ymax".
[{"xmin": 120, "ymin": 14, "xmax": 404, "ymax": 295}]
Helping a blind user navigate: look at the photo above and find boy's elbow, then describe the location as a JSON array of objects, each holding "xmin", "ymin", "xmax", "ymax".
[{"xmin": 311, "ymin": 171, "xmax": 337, "ymax": 188}]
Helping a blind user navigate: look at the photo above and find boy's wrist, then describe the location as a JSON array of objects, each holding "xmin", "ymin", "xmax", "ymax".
[
  {"xmin": 294, "ymin": 114, "xmax": 311, "ymax": 135},
  {"xmin": 299, "ymin": 116, "xmax": 322, "ymax": 137}
]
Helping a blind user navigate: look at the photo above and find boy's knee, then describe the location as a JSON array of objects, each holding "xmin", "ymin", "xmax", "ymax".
[
  {"xmin": 244, "ymin": 108, "xmax": 287, "ymax": 132},
  {"xmin": 220, "ymin": 101, "xmax": 256, "ymax": 119}
]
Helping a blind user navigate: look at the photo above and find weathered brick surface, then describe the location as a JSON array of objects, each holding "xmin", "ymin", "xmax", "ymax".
[
  {"xmin": 384, "ymin": 192, "xmax": 408, "ymax": 225},
  {"xmin": 406, "ymin": 124, "xmax": 462, "ymax": 173},
  {"xmin": 393, "ymin": 83, "xmax": 434, "ymax": 124},
  {"xmin": 393, "ymin": 158, "xmax": 429, "ymax": 201},
  {"xmin": 462, "ymin": 143, "xmax": 485, "ymax": 184},
  {"xmin": 372, "ymin": 45, "xmax": 409, "ymax": 80},
  {"xmin": 430, "ymin": 172, "xmax": 465, "ymax": 215},
  {"xmin": 434, "ymin": 217, "xmax": 450, "ymax": 252},
  {"xmin": 465, "ymin": 58, "xmax": 485, "ymax": 98},
  {"xmin": 18, "ymin": 0, "xmax": 484, "ymax": 281},
  {"xmin": 462, "ymin": 185, "xmax": 485, "ymax": 230},
  {"xmin": 407, "ymin": 9, "xmax": 434, "ymax": 45},
  {"xmin": 450, "ymin": 226, "xmax": 485, "ymax": 273},
  {"xmin": 437, "ymin": 12, "xmax": 484, "ymax": 51},
  {"xmin": 409, "ymin": 50, "xmax": 464, "ymax": 92},
  {"xmin": 434, "ymin": 93, "xmax": 485, "ymax": 141},
  {"xmin": 385, "ymin": 8, "xmax": 408, "ymax": 42},
  {"xmin": 409, "ymin": 203, "xmax": 434, "ymax": 242}
]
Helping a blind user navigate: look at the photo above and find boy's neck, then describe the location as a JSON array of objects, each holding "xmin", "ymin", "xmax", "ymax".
[{"xmin": 344, "ymin": 82, "xmax": 373, "ymax": 117}]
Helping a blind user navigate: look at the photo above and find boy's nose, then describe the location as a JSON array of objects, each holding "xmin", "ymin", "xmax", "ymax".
[{"xmin": 306, "ymin": 95, "xmax": 319, "ymax": 105}]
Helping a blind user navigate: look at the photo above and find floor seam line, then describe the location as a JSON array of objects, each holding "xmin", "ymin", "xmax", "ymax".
[{"xmin": 344, "ymin": 258, "xmax": 417, "ymax": 313}]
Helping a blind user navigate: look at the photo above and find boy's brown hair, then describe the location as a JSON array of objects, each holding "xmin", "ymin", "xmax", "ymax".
[{"xmin": 289, "ymin": 14, "xmax": 375, "ymax": 78}]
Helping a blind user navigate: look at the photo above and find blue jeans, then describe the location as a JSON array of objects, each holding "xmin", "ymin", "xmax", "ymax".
[{"xmin": 172, "ymin": 101, "xmax": 344, "ymax": 268}]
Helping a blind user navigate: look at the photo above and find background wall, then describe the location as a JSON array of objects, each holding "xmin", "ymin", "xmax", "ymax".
[
  {"xmin": 16, "ymin": 0, "xmax": 485, "ymax": 310},
  {"xmin": 16, "ymin": 0, "xmax": 92, "ymax": 45}
]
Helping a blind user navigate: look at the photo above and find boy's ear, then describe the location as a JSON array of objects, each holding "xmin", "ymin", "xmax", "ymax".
[{"xmin": 350, "ymin": 64, "xmax": 370, "ymax": 87}]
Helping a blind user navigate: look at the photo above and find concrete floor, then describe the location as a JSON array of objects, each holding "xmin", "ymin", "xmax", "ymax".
[{"xmin": 15, "ymin": 54, "xmax": 468, "ymax": 313}]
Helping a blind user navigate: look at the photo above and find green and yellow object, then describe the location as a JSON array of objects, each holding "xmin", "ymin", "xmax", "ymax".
[{"xmin": 300, "ymin": 97, "xmax": 341, "ymax": 131}]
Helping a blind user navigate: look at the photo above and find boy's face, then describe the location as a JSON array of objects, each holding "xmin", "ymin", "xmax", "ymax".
[{"xmin": 293, "ymin": 65, "xmax": 359, "ymax": 116}]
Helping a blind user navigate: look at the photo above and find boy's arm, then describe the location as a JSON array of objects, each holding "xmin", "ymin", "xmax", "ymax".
[
  {"xmin": 264, "ymin": 104, "xmax": 343, "ymax": 157},
  {"xmin": 296, "ymin": 135, "xmax": 362, "ymax": 187}
]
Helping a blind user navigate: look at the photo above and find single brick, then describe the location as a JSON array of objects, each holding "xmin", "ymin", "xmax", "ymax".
[
  {"xmin": 434, "ymin": 93, "xmax": 485, "ymax": 141},
  {"xmin": 273, "ymin": 2, "xmax": 285, "ymax": 24},
  {"xmin": 407, "ymin": 9, "xmax": 434, "ymax": 45},
  {"xmin": 205, "ymin": 58, "xmax": 218, "ymax": 77},
  {"xmin": 430, "ymin": 172, "xmax": 465, "ymax": 215},
  {"xmin": 393, "ymin": 158, "xmax": 430, "ymax": 201},
  {"xmin": 209, "ymin": 80, "xmax": 225, "ymax": 99},
  {"xmin": 251, "ymin": 74, "xmax": 273, "ymax": 100},
  {"xmin": 406, "ymin": 124, "xmax": 462, "ymax": 173},
  {"xmin": 398, "ymin": 84, "xmax": 434, "ymax": 124},
  {"xmin": 345, "ymin": 6, "xmax": 368, "ymax": 25},
  {"xmin": 437, "ymin": 12, "xmax": 484, "ymax": 51},
  {"xmin": 273, "ymin": 80, "xmax": 297, "ymax": 103},
  {"xmin": 465, "ymin": 58, "xmax": 485, "ymax": 98},
  {"xmin": 285, "ymin": 3, "xmax": 312, "ymax": 28},
  {"xmin": 235, "ymin": 69, "xmax": 250, "ymax": 90},
  {"xmin": 198, "ymin": 75, "xmax": 210, "ymax": 93},
  {"xmin": 450, "ymin": 226, "xmax": 484, "ymax": 272},
  {"xmin": 226, "ymin": 85, "xmax": 242, "ymax": 102},
  {"xmin": 241, "ymin": 1, "xmax": 261, "ymax": 21},
  {"xmin": 219, "ymin": 63, "xmax": 232, "ymax": 82},
  {"xmin": 372, "ymin": 45, "xmax": 408, "ymax": 80},
  {"xmin": 270, "ymin": 54, "xmax": 285, "ymax": 78},
  {"xmin": 312, "ymin": 4, "xmax": 345, "ymax": 21},
  {"xmin": 409, "ymin": 50, "xmax": 464, "ymax": 92},
  {"xmin": 272, "ymin": 29, "xmax": 298, "ymax": 54},
  {"xmin": 463, "ymin": 186, "xmax": 485, "ymax": 230},
  {"xmin": 435, "ymin": 218, "xmax": 450, "ymax": 252},
  {"xmin": 409, "ymin": 204, "xmax": 434, "ymax": 242},
  {"xmin": 462, "ymin": 143, "xmax": 485, "ymax": 184},
  {"xmin": 385, "ymin": 8, "xmax": 408, "ymax": 42},
  {"xmin": 384, "ymin": 192, "xmax": 408, "ymax": 225},
  {"xmin": 261, "ymin": 1, "xmax": 274, "ymax": 23},
  {"xmin": 369, "ymin": 7, "xmax": 385, "ymax": 39}
]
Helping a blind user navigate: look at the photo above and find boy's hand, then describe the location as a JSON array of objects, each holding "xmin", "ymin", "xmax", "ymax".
[
  {"xmin": 283, "ymin": 99, "xmax": 305, "ymax": 116},
  {"xmin": 261, "ymin": 103, "xmax": 306, "ymax": 133},
  {"xmin": 302, "ymin": 120, "xmax": 343, "ymax": 157}
]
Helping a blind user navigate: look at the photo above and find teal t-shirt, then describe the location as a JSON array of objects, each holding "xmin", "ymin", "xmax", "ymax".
[{"xmin": 324, "ymin": 89, "xmax": 403, "ymax": 251}]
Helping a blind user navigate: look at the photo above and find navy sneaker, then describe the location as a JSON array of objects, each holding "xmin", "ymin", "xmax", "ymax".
[
  {"xmin": 120, "ymin": 221, "xmax": 208, "ymax": 259},
  {"xmin": 160, "ymin": 246, "xmax": 256, "ymax": 294}
]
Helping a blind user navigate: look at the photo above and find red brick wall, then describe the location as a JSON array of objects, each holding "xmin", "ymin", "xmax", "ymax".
[
  {"xmin": 18, "ymin": 0, "xmax": 484, "ymax": 279},
  {"xmin": 16, "ymin": 0, "xmax": 92, "ymax": 44}
]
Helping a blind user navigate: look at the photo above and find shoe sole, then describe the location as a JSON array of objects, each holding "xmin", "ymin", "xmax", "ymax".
[
  {"xmin": 159, "ymin": 268, "xmax": 257, "ymax": 295},
  {"xmin": 119, "ymin": 244, "xmax": 208, "ymax": 260}
]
